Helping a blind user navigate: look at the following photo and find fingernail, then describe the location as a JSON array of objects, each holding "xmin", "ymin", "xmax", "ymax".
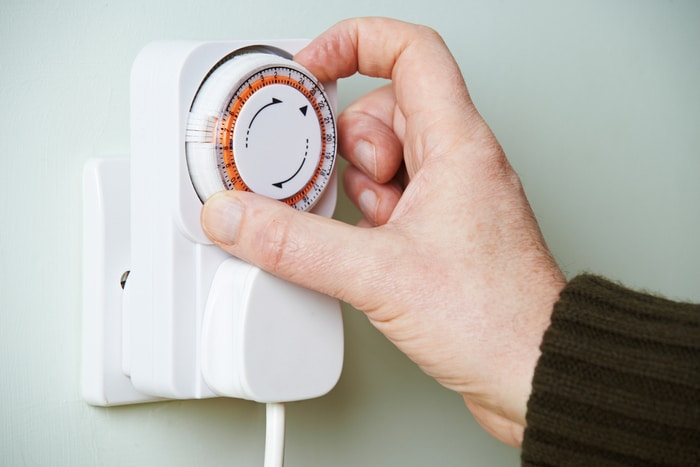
[
  {"xmin": 202, "ymin": 193, "xmax": 243, "ymax": 246},
  {"xmin": 354, "ymin": 140, "xmax": 376, "ymax": 178},
  {"xmin": 358, "ymin": 189, "xmax": 378, "ymax": 223}
]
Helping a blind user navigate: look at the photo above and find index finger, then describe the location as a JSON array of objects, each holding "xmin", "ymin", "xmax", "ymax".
[{"xmin": 294, "ymin": 17, "xmax": 475, "ymax": 121}]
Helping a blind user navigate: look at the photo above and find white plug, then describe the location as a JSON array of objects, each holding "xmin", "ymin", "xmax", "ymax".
[{"xmin": 201, "ymin": 258, "xmax": 343, "ymax": 402}]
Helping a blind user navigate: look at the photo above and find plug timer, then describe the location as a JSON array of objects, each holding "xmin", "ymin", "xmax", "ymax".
[{"xmin": 82, "ymin": 40, "xmax": 344, "ymax": 406}]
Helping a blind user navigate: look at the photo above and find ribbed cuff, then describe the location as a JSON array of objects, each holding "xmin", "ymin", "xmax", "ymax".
[{"xmin": 521, "ymin": 275, "xmax": 700, "ymax": 466}]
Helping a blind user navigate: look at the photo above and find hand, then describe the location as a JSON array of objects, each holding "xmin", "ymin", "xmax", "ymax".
[{"xmin": 201, "ymin": 17, "xmax": 566, "ymax": 447}]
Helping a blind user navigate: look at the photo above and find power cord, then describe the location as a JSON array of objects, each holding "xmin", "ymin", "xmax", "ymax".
[{"xmin": 264, "ymin": 403, "xmax": 286, "ymax": 467}]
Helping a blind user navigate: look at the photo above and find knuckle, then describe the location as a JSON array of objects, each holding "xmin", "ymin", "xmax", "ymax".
[
  {"xmin": 254, "ymin": 212, "xmax": 300, "ymax": 276},
  {"xmin": 415, "ymin": 24, "xmax": 443, "ymax": 43}
]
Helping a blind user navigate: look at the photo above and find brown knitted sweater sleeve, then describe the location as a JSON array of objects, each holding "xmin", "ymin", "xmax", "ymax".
[{"xmin": 521, "ymin": 275, "xmax": 700, "ymax": 466}]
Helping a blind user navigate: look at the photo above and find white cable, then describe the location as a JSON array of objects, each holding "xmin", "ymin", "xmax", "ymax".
[{"xmin": 264, "ymin": 402, "xmax": 286, "ymax": 467}]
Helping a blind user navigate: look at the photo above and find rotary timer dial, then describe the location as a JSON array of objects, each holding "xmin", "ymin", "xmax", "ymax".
[{"xmin": 186, "ymin": 48, "xmax": 337, "ymax": 212}]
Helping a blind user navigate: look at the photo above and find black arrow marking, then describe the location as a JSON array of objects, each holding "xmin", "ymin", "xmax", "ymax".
[
  {"xmin": 249, "ymin": 97, "xmax": 282, "ymax": 129},
  {"xmin": 273, "ymin": 158, "xmax": 305, "ymax": 188},
  {"xmin": 273, "ymin": 139, "xmax": 309, "ymax": 189},
  {"xmin": 299, "ymin": 105, "xmax": 308, "ymax": 116}
]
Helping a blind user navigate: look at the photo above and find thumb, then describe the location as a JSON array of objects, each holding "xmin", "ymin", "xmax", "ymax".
[{"xmin": 200, "ymin": 190, "xmax": 386, "ymax": 307}]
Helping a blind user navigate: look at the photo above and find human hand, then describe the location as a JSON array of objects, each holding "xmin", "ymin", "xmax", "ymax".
[{"xmin": 201, "ymin": 17, "xmax": 566, "ymax": 447}]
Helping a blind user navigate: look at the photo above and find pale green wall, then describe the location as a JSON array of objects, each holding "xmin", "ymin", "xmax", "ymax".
[{"xmin": 1, "ymin": 1, "xmax": 698, "ymax": 466}]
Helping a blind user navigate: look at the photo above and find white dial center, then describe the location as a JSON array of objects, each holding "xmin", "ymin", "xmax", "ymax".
[{"xmin": 233, "ymin": 84, "xmax": 322, "ymax": 200}]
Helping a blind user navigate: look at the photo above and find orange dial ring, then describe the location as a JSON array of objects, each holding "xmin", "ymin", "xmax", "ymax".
[{"xmin": 217, "ymin": 73, "xmax": 328, "ymax": 207}]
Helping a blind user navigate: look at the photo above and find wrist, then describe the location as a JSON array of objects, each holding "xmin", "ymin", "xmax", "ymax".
[
  {"xmin": 465, "ymin": 268, "xmax": 565, "ymax": 446},
  {"xmin": 507, "ymin": 270, "xmax": 565, "ymax": 426}
]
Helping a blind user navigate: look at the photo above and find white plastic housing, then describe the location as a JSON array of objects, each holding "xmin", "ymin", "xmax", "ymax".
[
  {"xmin": 202, "ymin": 259, "xmax": 343, "ymax": 402},
  {"xmin": 82, "ymin": 158, "xmax": 160, "ymax": 405},
  {"xmin": 82, "ymin": 40, "xmax": 343, "ymax": 406}
]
